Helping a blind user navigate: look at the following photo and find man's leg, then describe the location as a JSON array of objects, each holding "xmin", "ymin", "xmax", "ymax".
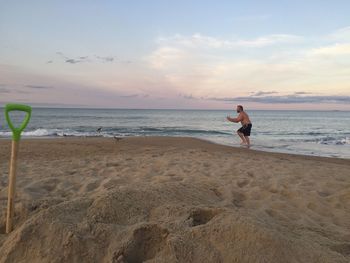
[
  {"xmin": 244, "ymin": 136, "xmax": 250, "ymax": 146},
  {"xmin": 237, "ymin": 131, "xmax": 246, "ymax": 144}
]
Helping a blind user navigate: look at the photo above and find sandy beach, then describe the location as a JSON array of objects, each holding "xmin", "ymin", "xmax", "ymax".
[{"xmin": 0, "ymin": 137, "xmax": 349, "ymax": 262}]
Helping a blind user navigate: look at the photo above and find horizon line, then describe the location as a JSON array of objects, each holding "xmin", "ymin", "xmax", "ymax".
[{"xmin": 0, "ymin": 105, "xmax": 348, "ymax": 112}]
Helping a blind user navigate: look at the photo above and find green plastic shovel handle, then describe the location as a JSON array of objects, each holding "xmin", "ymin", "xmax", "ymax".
[{"xmin": 5, "ymin": 104, "xmax": 32, "ymax": 141}]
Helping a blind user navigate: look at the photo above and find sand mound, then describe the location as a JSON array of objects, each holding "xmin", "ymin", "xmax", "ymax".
[
  {"xmin": 0, "ymin": 137, "xmax": 349, "ymax": 262},
  {"xmin": 1, "ymin": 183, "xmax": 347, "ymax": 263}
]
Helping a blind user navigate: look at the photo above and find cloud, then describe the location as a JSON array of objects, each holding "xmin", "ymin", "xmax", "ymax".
[
  {"xmin": 329, "ymin": 26, "xmax": 350, "ymax": 41},
  {"xmin": 119, "ymin": 94, "xmax": 139, "ymax": 98},
  {"xmin": 156, "ymin": 33, "xmax": 303, "ymax": 49},
  {"xmin": 0, "ymin": 85, "xmax": 51, "ymax": 94},
  {"xmin": 179, "ymin": 93, "xmax": 198, "ymax": 100},
  {"xmin": 0, "ymin": 101, "xmax": 89, "ymax": 108},
  {"xmin": 147, "ymin": 47, "xmax": 189, "ymax": 69},
  {"xmin": 53, "ymin": 52, "xmax": 125, "ymax": 64},
  {"xmin": 65, "ymin": 59, "xmax": 82, "ymax": 64},
  {"xmin": 208, "ymin": 94, "xmax": 350, "ymax": 104},
  {"xmin": 146, "ymin": 26, "xmax": 350, "ymax": 101},
  {"xmin": 0, "ymin": 84, "xmax": 31, "ymax": 94},
  {"xmin": 294, "ymin": 91, "xmax": 312, "ymax": 95},
  {"xmin": 56, "ymin": 52, "xmax": 89, "ymax": 64},
  {"xmin": 309, "ymin": 43, "xmax": 350, "ymax": 56},
  {"xmin": 25, "ymin": 85, "xmax": 53, "ymax": 89},
  {"xmin": 96, "ymin": 56, "xmax": 115, "ymax": 62},
  {"xmin": 250, "ymin": 91, "xmax": 278, "ymax": 96},
  {"xmin": 117, "ymin": 94, "xmax": 149, "ymax": 99},
  {"xmin": 0, "ymin": 87, "xmax": 11, "ymax": 93}
]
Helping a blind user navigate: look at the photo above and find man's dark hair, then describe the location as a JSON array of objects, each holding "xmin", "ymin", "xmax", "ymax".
[{"xmin": 237, "ymin": 105, "xmax": 243, "ymax": 111}]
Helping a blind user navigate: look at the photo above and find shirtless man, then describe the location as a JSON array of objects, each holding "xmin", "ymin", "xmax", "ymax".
[{"xmin": 226, "ymin": 105, "xmax": 252, "ymax": 146}]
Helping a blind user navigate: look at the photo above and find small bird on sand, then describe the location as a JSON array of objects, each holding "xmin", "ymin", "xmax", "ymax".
[{"xmin": 113, "ymin": 136, "xmax": 122, "ymax": 141}]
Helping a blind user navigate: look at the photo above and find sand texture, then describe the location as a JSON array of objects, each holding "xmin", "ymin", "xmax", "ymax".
[{"xmin": 0, "ymin": 137, "xmax": 349, "ymax": 262}]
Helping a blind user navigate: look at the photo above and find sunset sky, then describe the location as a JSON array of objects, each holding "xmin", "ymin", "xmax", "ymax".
[{"xmin": 1, "ymin": 0, "xmax": 350, "ymax": 110}]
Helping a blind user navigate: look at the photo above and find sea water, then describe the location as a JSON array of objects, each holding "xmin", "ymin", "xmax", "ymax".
[{"xmin": 0, "ymin": 108, "xmax": 349, "ymax": 158}]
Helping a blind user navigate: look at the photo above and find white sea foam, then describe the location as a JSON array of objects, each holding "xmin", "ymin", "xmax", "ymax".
[{"xmin": 317, "ymin": 136, "xmax": 350, "ymax": 145}]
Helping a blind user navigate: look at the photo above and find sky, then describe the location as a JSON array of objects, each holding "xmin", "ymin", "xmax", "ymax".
[{"xmin": 1, "ymin": 0, "xmax": 350, "ymax": 110}]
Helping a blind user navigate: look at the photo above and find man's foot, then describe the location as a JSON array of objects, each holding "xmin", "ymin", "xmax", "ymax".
[{"xmin": 240, "ymin": 141, "xmax": 246, "ymax": 145}]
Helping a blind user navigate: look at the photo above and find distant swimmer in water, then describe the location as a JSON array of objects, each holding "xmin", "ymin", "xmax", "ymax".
[
  {"xmin": 226, "ymin": 105, "xmax": 252, "ymax": 147},
  {"xmin": 96, "ymin": 127, "xmax": 102, "ymax": 133}
]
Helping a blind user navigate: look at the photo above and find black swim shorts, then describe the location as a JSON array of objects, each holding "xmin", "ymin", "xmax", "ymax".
[{"xmin": 237, "ymin": 123, "xmax": 252, "ymax": 136}]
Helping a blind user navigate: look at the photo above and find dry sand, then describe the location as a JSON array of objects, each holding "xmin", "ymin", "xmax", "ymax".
[{"xmin": 0, "ymin": 137, "xmax": 349, "ymax": 263}]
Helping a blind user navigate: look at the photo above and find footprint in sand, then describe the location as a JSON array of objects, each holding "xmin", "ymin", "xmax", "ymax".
[
  {"xmin": 247, "ymin": 171, "xmax": 254, "ymax": 178},
  {"xmin": 0, "ymin": 222, "xmax": 6, "ymax": 234},
  {"xmin": 106, "ymin": 162, "xmax": 120, "ymax": 167},
  {"xmin": 265, "ymin": 209, "xmax": 288, "ymax": 221},
  {"xmin": 210, "ymin": 188, "xmax": 223, "ymax": 200},
  {"xmin": 317, "ymin": 191, "xmax": 331, "ymax": 197},
  {"xmin": 68, "ymin": 170, "xmax": 77, "ymax": 175},
  {"xmin": 331, "ymin": 243, "xmax": 350, "ymax": 256},
  {"xmin": 237, "ymin": 179, "xmax": 249, "ymax": 188},
  {"xmin": 232, "ymin": 192, "xmax": 246, "ymax": 208},
  {"xmin": 83, "ymin": 180, "xmax": 101, "ymax": 192},
  {"xmin": 187, "ymin": 208, "xmax": 222, "ymax": 227},
  {"xmin": 117, "ymin": 224, "xmax": 169, "ymax": 263}
]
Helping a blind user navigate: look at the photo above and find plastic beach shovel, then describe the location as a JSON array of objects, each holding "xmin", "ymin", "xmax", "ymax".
[{"xmin": 4, "ymin": 104, "xmax": 32, "ymax": 233}]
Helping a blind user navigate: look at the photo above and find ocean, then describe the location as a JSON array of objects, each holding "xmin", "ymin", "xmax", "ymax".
[{"xmin": 0, "ymin": 108, "xmax": 349, "ymax": 158}]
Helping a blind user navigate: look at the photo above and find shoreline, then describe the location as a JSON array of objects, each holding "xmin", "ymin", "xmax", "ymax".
[
  {"xmin": 1, "ymin": 135, "xmax": 350, "ymax": 162},
  {"xmin": 1, "ymin": 135, "xmax": 349, "ymax": 162}
]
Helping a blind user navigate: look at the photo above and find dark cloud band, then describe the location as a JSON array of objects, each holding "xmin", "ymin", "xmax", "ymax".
[
  {"xmin": 209, "ymin": 95, "xmax": 350, "ymax": 104},
  {"xmin": 25, "ymin": 85, "xmax": 53, "ymax": 89}
]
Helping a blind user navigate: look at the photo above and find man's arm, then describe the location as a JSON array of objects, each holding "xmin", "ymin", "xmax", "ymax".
[{"xmin": 227, "ymin": 114, "xmax": 243, "ymax": 123}]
